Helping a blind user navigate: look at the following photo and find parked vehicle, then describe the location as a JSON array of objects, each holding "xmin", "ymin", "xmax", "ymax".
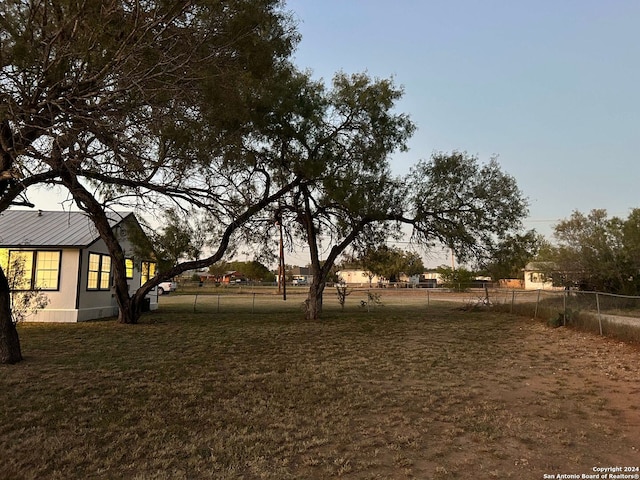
[{"xmin": 157, "ymin": 280, "xmax": 177, "ymax": 295}]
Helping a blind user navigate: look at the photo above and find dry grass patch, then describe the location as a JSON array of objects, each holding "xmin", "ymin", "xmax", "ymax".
[{"xmin": 1, "ymin": 302, "xmax": 639, "ymax": 479}]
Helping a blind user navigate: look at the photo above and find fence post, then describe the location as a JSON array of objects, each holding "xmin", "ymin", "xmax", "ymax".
[
  {"xmin": 426, "ymin": 289, "xmax": 430, "ymax": 307},
  {"xmin": 510, "ymin": 290, "xmax": 515, "ymax": 314},
  {"xmin": 534, "ymin": 289, "xmax": 541, "ymax": 319},
  {"xmin": 217, "ymin": 294, "xmax": 220, "ymax": 314},
  {"xmin": 596, "ymin": 293, "xmax": 603, "ymax": 336},
  {"xmin": 563, "ymin": 289, "xmax": 567, "ymax": 326},
  {"xmin": 252, "ymin": 292, "xmax": 256, "ymax": 314},
  {"xmin": 193, "ymin": 293, "xmax": 198, "ymax": 313}
]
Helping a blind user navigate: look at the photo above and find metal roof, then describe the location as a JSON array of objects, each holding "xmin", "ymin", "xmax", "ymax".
[{"xmin": 0, "ymin": 210, "xmax": 131, "ymax": 247}]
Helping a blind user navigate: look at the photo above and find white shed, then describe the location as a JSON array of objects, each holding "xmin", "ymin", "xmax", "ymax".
[{"xmin": 0, "ymin": 210, "xmax": 158, "ymax": 322}]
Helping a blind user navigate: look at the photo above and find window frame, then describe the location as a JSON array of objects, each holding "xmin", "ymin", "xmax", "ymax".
[
  {"xmin": 5, "ymin": 249, "xmax": 62, "ymax": 291},
  {"xmin": 141, "ymin": 261, "xmax": 157, "ymax": 285},
  {"xmin": 530, "ymin": 272, "xmax": 548, "ymax": 283},
  {"xmin": 87, "ymin": 252, "xmax": 112, "ymax": 291},
  {"xmin": 125, "ymin": 258, "xmax": 134, "ymax": 280}
]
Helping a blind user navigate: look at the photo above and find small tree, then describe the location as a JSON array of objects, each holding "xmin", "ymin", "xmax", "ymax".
[
  {"xmin": 358, "ymin": 246, "xmax": 425, "ymax": 284},
  {"xmin": 7, "ymin": 256, "xmax": 50, "ymax": 324},
  {"xmin": 208, "ymin": 260, "xmax": 275, "ymax": 283},
  {"xmin": 335, "ymin": 284, "xmax": 352, "ymax": 310},
  {"xmin": 436, "ymin": 266, "xmax": 476, "ymax": 291},
  {"xmin": 228, "ymin": 260, "xmax": 276, "ymax": 282},
  {"xmin": 480, "ymin": 230, "xmax": 542, "ymax": 281},
  {"xmin": 134, "ymin": 208, "xmax": 212, "ymax": 273},
  {"xmin": 209, "ymin": 261, "xmax": 232, "ymax": 279},
  {"xmin": 8, "ymin": 256, "xmax": 49, "ymax": 324}
]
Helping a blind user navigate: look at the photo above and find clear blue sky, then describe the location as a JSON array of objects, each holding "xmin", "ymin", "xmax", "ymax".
[{"xmin": 287, "ymin": 0, "xmax": 640, "ymax": 239}]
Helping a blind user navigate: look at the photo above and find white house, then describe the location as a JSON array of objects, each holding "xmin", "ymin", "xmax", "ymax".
[
  {"xmin": 0, "ymin": 210, "xmax": 159, "ymax": 322},
  {"xmin": 337, "ymin": 269, "xmax": 384, "ymax": 287},
  {"xmin": 524, "ymin": 262, "xmax": 563, "ymax": 290}
]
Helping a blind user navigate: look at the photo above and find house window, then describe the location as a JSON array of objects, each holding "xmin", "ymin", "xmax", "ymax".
[
  {"xmin": 8, "ymin": 251, "xmax": 33, "ymax": 290},
  {"xmin": 125, "ymin": 258, "xmax": 134, "ymax": 279},
  {"xmin": 141, "ymin": 261, "xmax": 157, "ymax": 284},
  {"xmin": 4, "ymin": 250, "xmax": 61, "ymax": 291},
  {"xmin": 34, "ymin": 251, "xmax": 61, "ymax": 290},
  {"xmin": 530, "ymin": 272, "xmax": 547, "ymax": 283},
  {"xmin": 88, "ymin": 253, "xmax": 111, "ymax": 291}
]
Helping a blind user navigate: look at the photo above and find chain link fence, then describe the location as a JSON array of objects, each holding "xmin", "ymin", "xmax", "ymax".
[
  {"xmin": 159, "ymin": 287, "xmax": 437, "ymax": 315},
  {"xmin": 160, "ymin": 284, "xmax": 640, "ymax": 342},
  {"xmin": 488, "ymin": 288, "xmax": 640, "ymax": 342}
]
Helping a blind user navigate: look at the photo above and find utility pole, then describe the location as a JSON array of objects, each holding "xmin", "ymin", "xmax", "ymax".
[{"xmin": 276, "ymin": 215, "xmax": 286, "ymax": 301}]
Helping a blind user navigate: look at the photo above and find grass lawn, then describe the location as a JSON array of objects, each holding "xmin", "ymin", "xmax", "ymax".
[{"xmin": 1, "ymin": 299, "xmax": 639, "ymax": 479}]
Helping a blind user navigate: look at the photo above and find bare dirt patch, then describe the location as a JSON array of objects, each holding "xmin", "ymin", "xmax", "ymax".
[{"xmin": 0, "ymin": 303, "xmax": 638, "ymax": 479}]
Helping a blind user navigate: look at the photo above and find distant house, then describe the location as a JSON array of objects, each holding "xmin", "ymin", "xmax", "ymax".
[
  {"xmin": 499, "ymin": 278, "xmax": 524, "ymax": 289},
  {"xmin": 524, "ymin": 262, "xmax": 563, "ymax": 290},
  {"xmin": 337, "ymin": 269, "xmax": 384, "ymax": 287},
  {"xmin": 219, "ymin": 271, "xmax": 246, "ymax": 284},
  {"xmin": 417, "ymin": 271, "xmax": 441, "ymax": 288},
  {"xmin": 0, "ymin": 210, "xmax": 159, "ymax": 322},
  {"xmin": 290, "ymin": 266, "xmax": 312, "ymax": 285}
]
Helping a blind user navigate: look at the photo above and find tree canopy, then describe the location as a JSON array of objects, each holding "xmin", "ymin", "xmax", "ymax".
[
  {"xmin": 356, "ymin": 246, "xmax": 424, "ymax": 283},
  {"xmin": 435, "ymin": 266, "xmax": 478, "ymax": 291},
  {"xmin": 0, "ymin": 0, "xmax": 300, "ymax": 355},
  {"xmin": 541, "ymin": 209, "xmax": 640, "ymax": 294},
  {"xmin": 480, "ymin": 230, "xmax": 542, "ymax": 281},
  {"xmin": 209, "ymin": 260, "xmax": 275, "ymax": 282},
  {"xmin": 404, "ymin": 152, "xmax": 528, "ymax": 263},
  {"xmin": 135, "ymin": 208, "xmax": 211, "ymax": 272},
  {"xmin": 1, "ymin": 0, "xmax": 297, "ymax": 207}
]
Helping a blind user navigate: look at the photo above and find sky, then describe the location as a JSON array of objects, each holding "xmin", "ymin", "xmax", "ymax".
[
  {"xmin": 17, "ymin": 0, "xmax": 640, "ymax": 268},
  {"xmin": 287, "ymin": 0, "xmax": 640, "ymax": 240}
]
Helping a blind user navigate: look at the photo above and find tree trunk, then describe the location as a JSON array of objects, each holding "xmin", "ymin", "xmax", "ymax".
[
  {"xmin": 118, "ymin": 286, "xmax": 153, "ymax": 324},
  {"xmin": 305, "ymin": 275, "xmax": 325, "ymax": 321},
  {"xmin": 117, "ymin": 296, "xmax": 138, "ymax": 324},
  {"xmin": 57, "ymin": 164, "xmax": 140, "ymax": 324},
  {"xmin": 0, "ymin": 267, "xmax": 22, "ymax": 364}
]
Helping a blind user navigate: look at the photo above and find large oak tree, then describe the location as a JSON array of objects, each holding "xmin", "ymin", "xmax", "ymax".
[
  {"xmin": 249, "ymin": 71, "xmax": 415, "ymax": 319},
  {"xmin": 249, "ymin": 69, "xmax": 529, "ymax": 320}
]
